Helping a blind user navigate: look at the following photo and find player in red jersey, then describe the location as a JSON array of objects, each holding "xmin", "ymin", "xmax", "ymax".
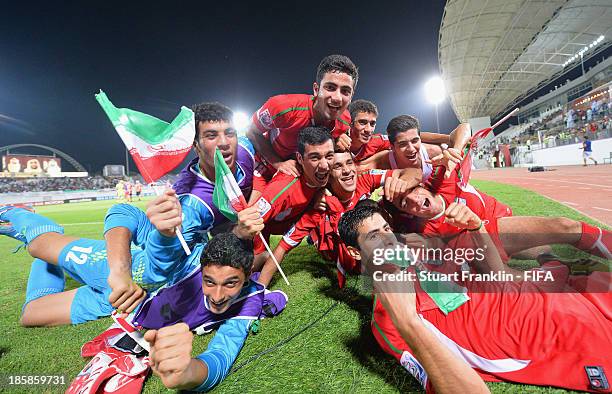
[
  {"xmin": 339, "ymin": 201, "xmax": 612, "ymax": 393},
  {"xmin": 257, "ymin": 151, "xmax": 418, "ymax": 286},
  {"xmin": 360, "ymin": 115, "xmax": 470, "ymax": 182},
  {"xmin": 247, "ymin": 55, "xmax": 358, "ymax": 196},
  {"xmin": 387, "ymin": 165, "xmax": 612, "ymax": 264},
  {"xmin": 348, "ymin": 99, "xmax": 391, "ymax": 162},
  {"xmin": 251, "ymin": 126, "xmax": 335, "ymax": 258}
]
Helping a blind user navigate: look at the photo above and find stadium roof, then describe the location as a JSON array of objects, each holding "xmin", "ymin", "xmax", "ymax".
[{"xmin": 439, "ymin": 0, "xmax": 612, "ymax": 122}]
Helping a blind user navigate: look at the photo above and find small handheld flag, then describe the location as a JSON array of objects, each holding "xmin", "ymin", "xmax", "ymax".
[
  {"xmin": 95, "ymin": 90, "xmax": 195, "ymax": 184},
  {"xmin": 212, "ymin": 148, "xmax": 290, "ymax": 285},
  {"xmin": 458, "ymin": 108, "xmax": 519, "ymax": 188},
  {"xmin": 96, "ymin": 90, "xmax": 193, "ymax": 255}
]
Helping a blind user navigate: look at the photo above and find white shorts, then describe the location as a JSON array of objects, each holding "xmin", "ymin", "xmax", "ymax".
[{"xmin": 583, "ymin": 151, "xmax": 593, "ymax": 158}]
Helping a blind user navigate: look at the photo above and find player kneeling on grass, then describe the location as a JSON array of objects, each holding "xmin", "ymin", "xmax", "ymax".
[{"xmin": 339, "ymin": 201, "xmax": 612, "ymax": 393}]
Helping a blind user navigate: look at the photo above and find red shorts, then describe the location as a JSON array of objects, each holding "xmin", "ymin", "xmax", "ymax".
[{"xmin": 371, "ymin": 278, "xmax": 612, "ymax": 393}]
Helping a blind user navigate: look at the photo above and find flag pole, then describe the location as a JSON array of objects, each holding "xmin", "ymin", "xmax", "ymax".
[
  {"xmin": 258, "ymin": 233, "xmax": 290, "ymax": 286},
  {"xmin": 150, "ymin": 183, "xmax": 192, "ymax": 256},
  {"xmin": 491, "ymin": 108, "xmax": 519, "ymax": 130}
]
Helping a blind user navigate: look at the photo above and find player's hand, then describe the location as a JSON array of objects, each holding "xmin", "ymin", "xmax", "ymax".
[
  {"xmin": 145, "ymin": 323, "xmax": 196, "ymax": 389},
  {"xmin": 383, "ymin": 177, "xmax": 409, "ymax": 204},
  {"xmin": 275, "ymin": 159, "xmax": 300, "ymax": 177},
  {"xmin": 444, "ymin": 202, "xmax": 482, "ymax": 230},
  {"xmin": 146, "ymin": 189, "xmax": 182, "ymax": 238},
  {"xmin": 107, "ymin": 270, "xmax": 146, "ymax": 315},
  {"xmin": 335, "ymin": 134, "xmax": 352, "ymax": 152},
  {"xmin": 427, "ymin": 148, "xmax": 463, "ymax": 178},
  {"xmin": 234, "ymin": 204, "xmax": 264, "ymax": 240},
  {"xmin": 313, "ymin": 188, "xmax": 332, "ymax": 211}
]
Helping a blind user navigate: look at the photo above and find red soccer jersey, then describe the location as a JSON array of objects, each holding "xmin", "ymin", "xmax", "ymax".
[
  {"xmin": 254, "ymin": 172, "xmax": 319, "ymax": 227},
  {"xmin": 351, "ymin": 134, "xmax": 391, "ymax": 163},
  {"xmin": 252, "ymin": 94, "xmax": 351, "ymax": 159},
  {"xmin": 278, "ymin": 170, "xmax": 392, "ymax": 286}
]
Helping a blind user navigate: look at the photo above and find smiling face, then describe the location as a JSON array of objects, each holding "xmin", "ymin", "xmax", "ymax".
[
  {"xmin": 398, "ymin": 185, "xmax": 444, "ymax": 218},
  {"xmin": 350, "ymin": 111, "xmax": 377, "ymax": 144},
  {"xmin": 193, "ymin": 120, "xmax": 238, "ymax": 177},
  {"xmin": 330, "ymin": 151, "xmax": 357, "ymax": 195},
  {"xmin": 391, "ymin": 128, "xmax": 421, "ymax": 168},
  {"xmin": 202, "ymin": 264, "xmax": 246, "ymax": 314},
  {"xmin": 312, "ymin": 71, "xmax": 354, "ymax": 123},
  {"xmin": 351, "ymin": 213, "xmax": 401, "ymax": 264},
  {"xmin": 296, "ymin": 139, "xmax": 335, "ymax": 188}
]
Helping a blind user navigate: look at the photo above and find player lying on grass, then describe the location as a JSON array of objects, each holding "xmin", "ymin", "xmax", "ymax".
[
  {"xmin": 104, "ymin": 101, "xmax": 256, "ymax": 315},
  {"xmin": 0, "ymin": 191, "xmax": 268, "ymax": 326},
  {"xmin": 385, "ymin": 164, "xmax": 612, "ymax": 264},
  {"xmin": 257, "ymin": 150, "xmax": 418, "ymax": 287},
  {"xmin": 359, "ymin": 115, "xmax": 470, "ymax": 182},
  {"xmin": 339, "ymin": 200, "xmax": 612, "ymax": 393},
  {"xmin": 0, "ymin": 201, "xmax": 288, "ymax": 391},
  {"xmin": 246, "ymin": 54, "xmax": 357, "ymax": 195}
]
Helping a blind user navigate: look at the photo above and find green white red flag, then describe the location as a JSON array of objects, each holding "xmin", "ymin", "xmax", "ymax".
[
  {"xmin": 212, "ymin": 148, "xmax": 248, "ymax": 221},
  {"xmin": 95, "ymin": 90, "xmax": 195, "ymax": 183}
]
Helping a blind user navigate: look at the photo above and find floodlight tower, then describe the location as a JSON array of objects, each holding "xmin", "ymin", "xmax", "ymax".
[{"xmin": 424, "ymin": 76, "xmax": 446, "ymax": 133}]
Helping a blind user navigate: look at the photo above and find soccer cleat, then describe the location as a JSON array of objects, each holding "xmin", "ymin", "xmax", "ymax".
[
  {"xmin": 0, "ymin": 205, "xmax": 34, "ymax": 243},
  {"xmin": 0, "ymin": 222, "xmax": 27, "ymax": 243}
]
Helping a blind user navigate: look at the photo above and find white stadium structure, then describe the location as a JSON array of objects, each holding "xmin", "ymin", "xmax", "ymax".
[{"xmin": 439, "ymin": 0, "xmax": 612, "ymax": 167}]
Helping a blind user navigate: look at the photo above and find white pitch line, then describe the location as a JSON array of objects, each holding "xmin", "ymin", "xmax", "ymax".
[
  {"xmin": 561, "ymin": 201, "xmax": 579, "ymax": 206},
  {"xmin": 61, "ymin": 221, "xmax": 104, "ymax": 226},
  {"xmin": 489, "ymin": 176, "xmax": 612, "ymax": 189},
  {"xmin": 592, "ymin": 207, "xmax": 612, "ymax": 212},
  {"xmin": 578, "ymin": 187, "xmax": 591, "ymax": 190}
]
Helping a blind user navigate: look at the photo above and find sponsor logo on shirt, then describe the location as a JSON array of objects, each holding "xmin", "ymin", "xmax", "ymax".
[
  {"xmin": 400, "ymin": 351, "xmax": 428, "ymax": 387},
  {"xmin": 256, "ymin": 197, "xmax": 272, "ymax": 216},
  {"xmin": 369, "ymin": 169, "xmax": 386, "ymax": 175},
  {"xmin": 454, "ymin": 197, "xmax": 467, "ymax": 205},
  {"xmin": 258, "ymin": 108, "xmax": 273, "ymax": 129}
]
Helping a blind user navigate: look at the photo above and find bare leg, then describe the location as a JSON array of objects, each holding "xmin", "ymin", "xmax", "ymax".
[
  {"xmin": 27, "ymin": 233, "xmax": 79, "ymax": 265},
  {"xmin": 20, "ymin": 288, "xmax": 77, "ymax": 327},
  {"xmin": 497, "ymin": 216, "xmax": 581, "ymax": 256},
  {"xmin": 510, "ymin": 245, "xmax": 553, "ymax": 260},
  {"xmin": 252, "ymin": 251, "xmax": 269, "ymax": 272}
]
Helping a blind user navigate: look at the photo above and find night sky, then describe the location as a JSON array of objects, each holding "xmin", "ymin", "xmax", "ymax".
[{"xmin": 1, "ymin": 1, "xmax": 457, "ymax": 173}]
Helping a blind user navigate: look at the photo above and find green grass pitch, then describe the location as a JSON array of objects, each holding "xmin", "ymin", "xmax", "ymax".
[{"xmin": 0, "ymin": 181, "xmax": 606, "ymax": 393}]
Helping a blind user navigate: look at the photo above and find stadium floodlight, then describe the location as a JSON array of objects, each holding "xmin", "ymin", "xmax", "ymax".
[
  {"xmin": 424, "ymin": 76, "xmax": 446, "ymax": 105},
  {"xmin": 562, "ymin": 35, "xmax": 606, "ymax": 70},
  {"xmin": 424, "ymin": 76, "xmax": 446, "ymax": 133},
  {"xmin": 233, "ymin": 111, "xmax": 250, "ymax": 133}
]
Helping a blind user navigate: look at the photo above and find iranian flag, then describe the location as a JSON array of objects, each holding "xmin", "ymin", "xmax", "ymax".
[
  {"xmin": 212, "ymin": 148, "xmax": 247, "ymax": 221},
  {"xmin": 95, "ymin": 90, "xmax": 195, "ymax": 183},
  {"xmin": 458, "ymin": 127, "xmax": 492, "ymax": 188}
]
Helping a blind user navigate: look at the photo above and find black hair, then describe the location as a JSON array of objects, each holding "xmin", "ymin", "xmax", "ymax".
[
  {"xmin": 297, "ymin": 126, "xmax": 333, "ymax": 156},
  {"xmin": 191, "ymin": 102, "xmax": 233, "ymax": 139},
  {"xmin": 386, "ymin": 115, "xmax": 420, "ymax": 144},
  {"xmin": 200, "ymin": 232, "xmax": 253, "ymax": 275},
  {"xmin": 339, "ymin": 199, "xmax": 386, "ymax": 249},
  {"xmin": 316, "ymin": 54, "xmax": 359, "ymax": 88},
  {"xmin": 349, "ymin": 99, "xmax": 378, "ymax": 120}
]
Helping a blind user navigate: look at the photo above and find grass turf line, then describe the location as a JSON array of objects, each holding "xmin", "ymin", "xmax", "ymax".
[{"xmin": 0, "ymin": 183, "xmax": 603, "ymax": 393}]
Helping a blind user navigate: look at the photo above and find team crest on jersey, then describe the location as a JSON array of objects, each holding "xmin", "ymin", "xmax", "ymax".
[
  {"xmin": 454, "ymin": 197, "xmax": 467, "ymax": 205},
  {"xmin": 400, "ymin": 351, "xmax": 428, "ymax": 387},
  {"xmin": 256, "ymin": 197, "xmax": 272, "ymax": 216},
  {"xmin": 275, "ymin": 208, "xmax": 293, "ymax": 221},
  {"xmin": 258, "ymin": 108, "xmax": 273, "ymax": 129}
]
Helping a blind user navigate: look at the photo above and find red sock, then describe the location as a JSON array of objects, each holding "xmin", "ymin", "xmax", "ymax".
[{"xmin": 575, "ymin": 222, "xmax": 612, "ymax": 259}]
